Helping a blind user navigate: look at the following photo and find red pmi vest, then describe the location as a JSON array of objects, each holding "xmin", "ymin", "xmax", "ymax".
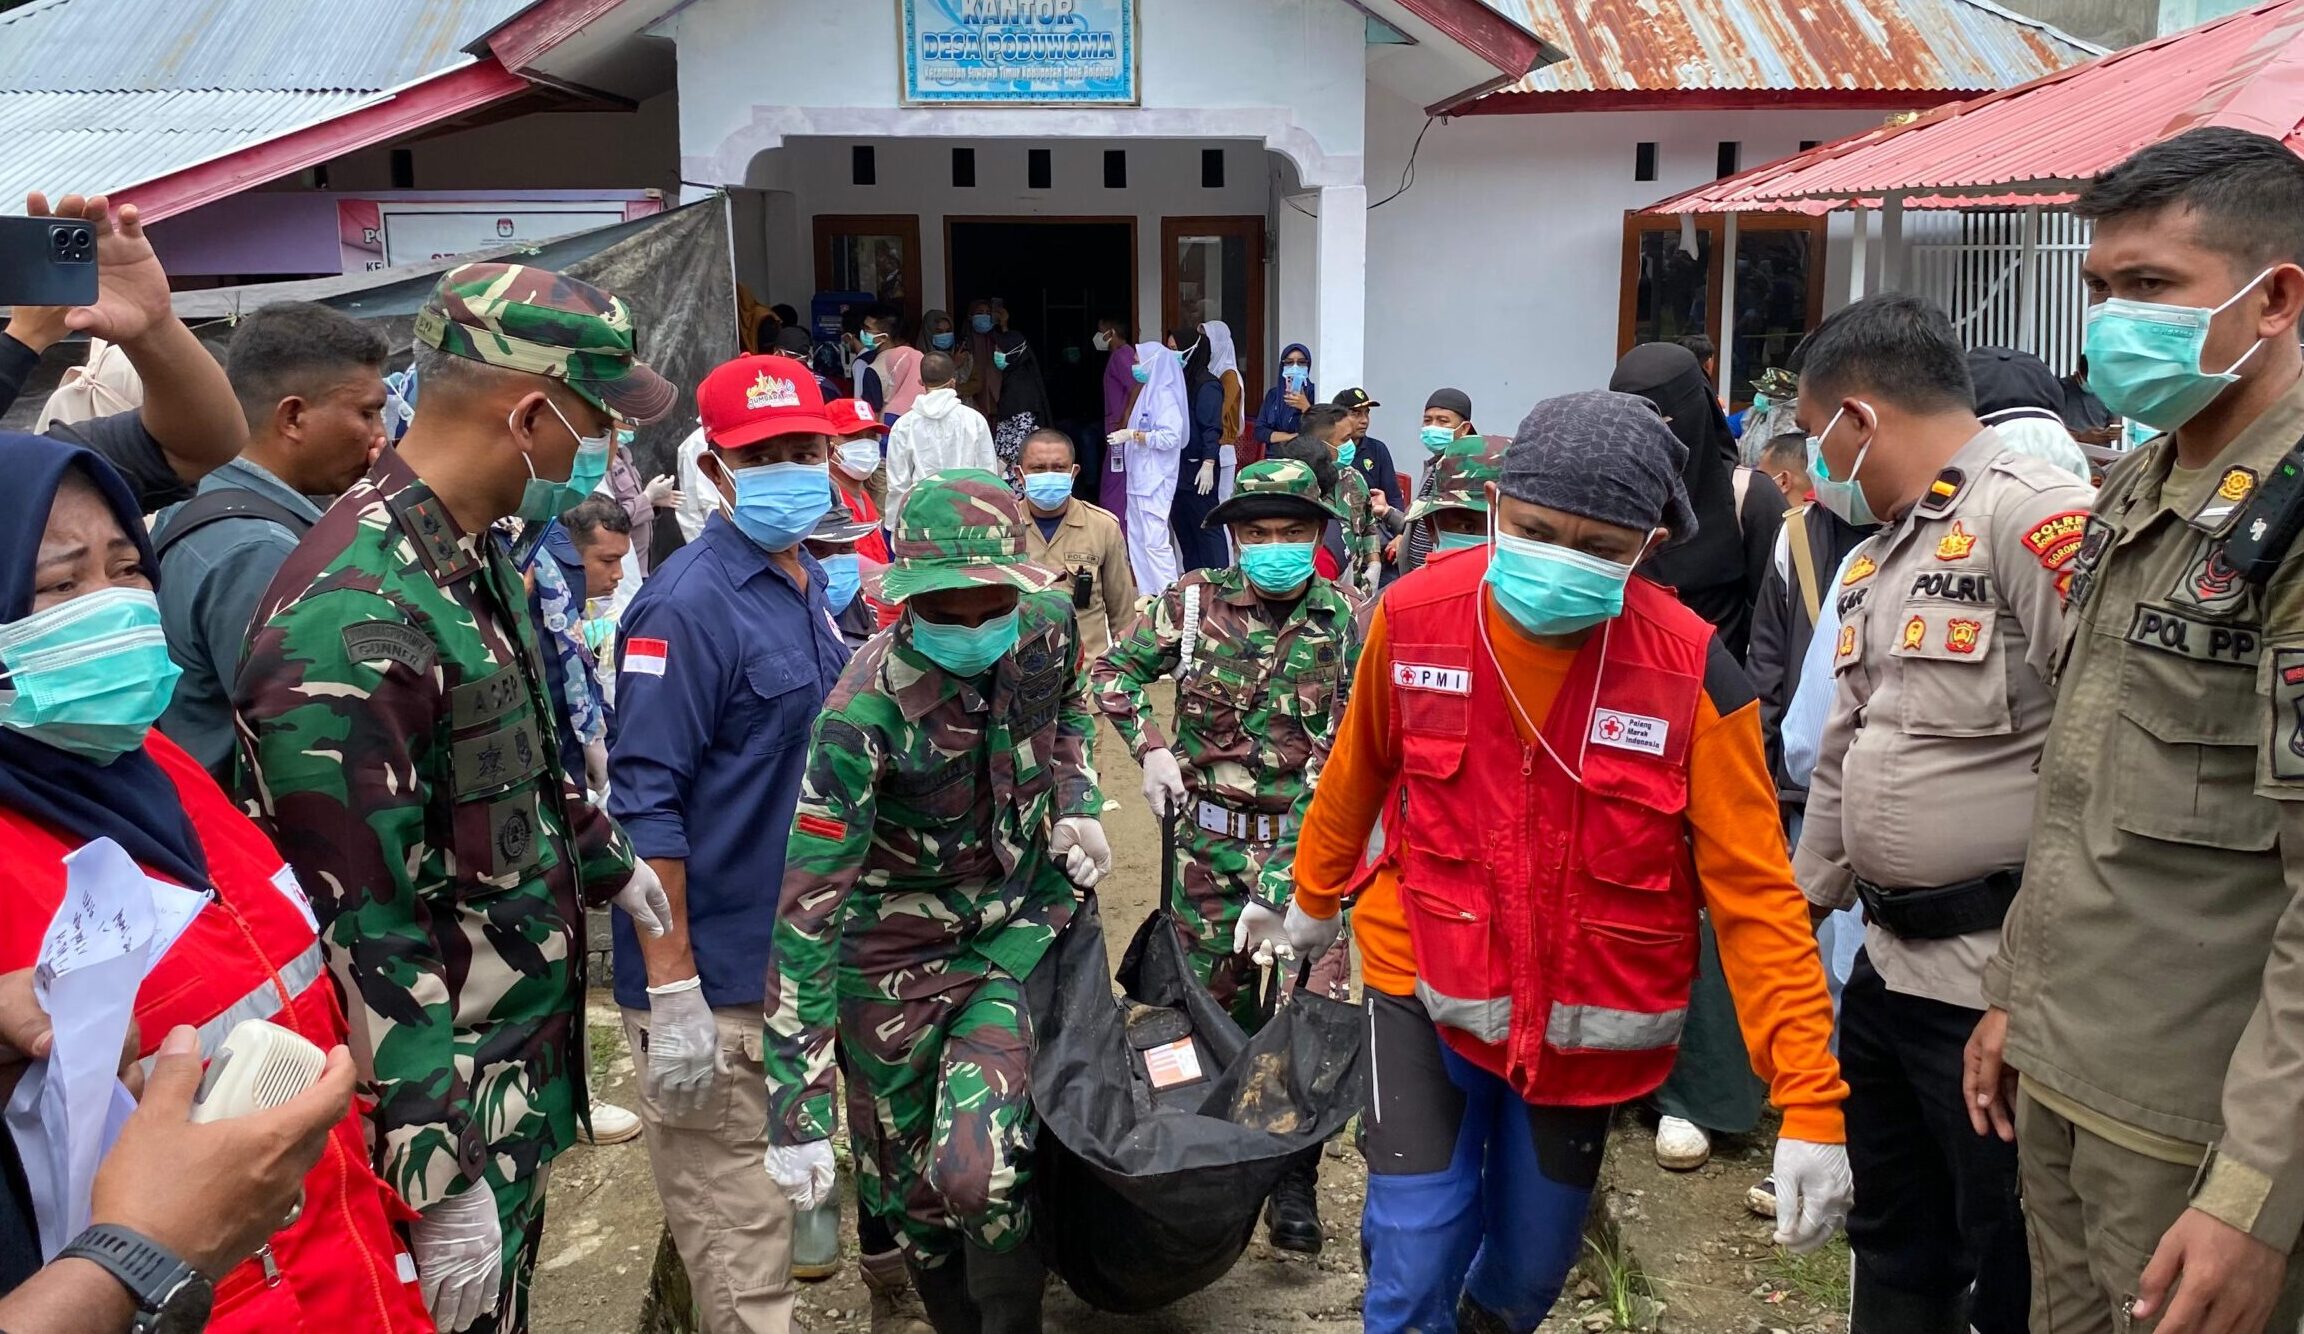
[
  {"xmin": 1384, "ymin": 550, "xmax": 1707, "ymax": 1105},
  {"xmin": 0, "ymin": 733, "xmax": 432, "ymax": 1333}
]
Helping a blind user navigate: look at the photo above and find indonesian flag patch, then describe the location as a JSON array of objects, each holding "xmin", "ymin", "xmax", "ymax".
[
  {"xmin": 796, "ymin": 813, "xmax": 848, "ymax": 842},
  {"xmin": 625, "ymin": 637, "xmax": 669, "ymax": 677}
]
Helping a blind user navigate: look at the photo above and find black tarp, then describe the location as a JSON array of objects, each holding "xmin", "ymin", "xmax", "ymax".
[{"xmin": 1031, "ymin": 899, "xmax": 1367, "ymax": 1314}]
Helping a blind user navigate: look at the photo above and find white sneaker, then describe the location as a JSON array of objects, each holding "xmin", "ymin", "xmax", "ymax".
[
  {"xmin": 1653, "ymin": 1115, "xmax": 1711, "ymax": 1170},
  {"xmin": 582, "ymin": 1101, "xmax": 643, "ymax": 1145}
]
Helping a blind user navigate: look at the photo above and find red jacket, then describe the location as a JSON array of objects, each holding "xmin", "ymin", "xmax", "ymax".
[
  {"xmin": 1384, "ymin": 554, "xmax": 1707, "ymax": 1104},
  {"xmin": 0, "ymin": 733, "xmax": 433, "ymax": 1332}
]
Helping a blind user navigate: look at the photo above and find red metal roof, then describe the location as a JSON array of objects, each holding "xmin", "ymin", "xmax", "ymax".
[{"xmin": 1644, "ymin": 0, "xmax": 2304, "ymax": 213}]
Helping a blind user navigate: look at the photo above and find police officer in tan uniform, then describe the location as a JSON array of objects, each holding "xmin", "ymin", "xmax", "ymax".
[
  {"xmin": 1966, "ymin": 128, "xmax": 2304, "ymax": 1334},
  {"xmin": 1792, "ymin": 295, "xmax": 2094, "ymax": 1334},
  {"xmin": 1017, "ymin": 427, "xmax": 1136, "ymax": 659}
]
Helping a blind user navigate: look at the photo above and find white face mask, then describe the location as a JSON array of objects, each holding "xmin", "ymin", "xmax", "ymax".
[
  {"xmin": 1092, "ymin": 331, "xmax": 1114, "ymax": 352},
  {"xmin": 837, "ymin": 438, "xmax": 882, "ymax": 479}
]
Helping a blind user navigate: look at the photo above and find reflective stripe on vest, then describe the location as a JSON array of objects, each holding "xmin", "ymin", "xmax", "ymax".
[
  {"xmin": 1415, "ymin": 980, "xmax": 1510, "ymax": 1046},
  {"xmin": 1545, "ymin": 1003, "xmax": 1686, "ymax": 1053},
  {"xmin": 139, "ymin": 939, "xmax": 325, "ymax": 1073}
]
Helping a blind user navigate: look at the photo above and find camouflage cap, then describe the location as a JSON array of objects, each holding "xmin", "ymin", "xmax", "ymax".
[
  {"xmin": 1406, "ymin": 434, "xmax": 1508, "ymax": 522},
  {"xmin": 414, "ymin": 262, "xmax": 676, "ymax": 425},
  {"xmin": 1201, "ymin": 457, "xmax": 1341, "ymax": 529},
  {"xmin": 880, "ymin": 468, "xmax": 1061, "ymax": 601}
]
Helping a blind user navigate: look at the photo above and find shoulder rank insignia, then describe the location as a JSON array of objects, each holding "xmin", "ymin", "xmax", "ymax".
[
  {"xmin": 1935, "ymin": 521, "xmax": 1977, "ymax": 561},
  {"xmin": 2193, "ymin": 466, "xmax": 2258, "ymax": 530},
  {"xmin": 1841, "ymin": 554, "xmax": 1878, "ymax": 586},
  {"xmin": 391, "ymin": 491, "xmax": 480, "ymax": 584},
  {"xmin": 1918, "ymin": 468, "xmax": 1965, "ymax": 515}
]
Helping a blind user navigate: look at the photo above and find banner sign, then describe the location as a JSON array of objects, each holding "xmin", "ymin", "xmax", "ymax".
[{"xmin": 900, "ymin": 0, "xmax": 1139, "ymax": 105}]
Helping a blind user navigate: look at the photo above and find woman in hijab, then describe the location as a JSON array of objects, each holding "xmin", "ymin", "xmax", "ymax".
[
  {"xmin": 1119, "ymin": 338, "xmax": 1189, "ymax": 592},
  {"xmin": 1203, "ymin": 321, "xmax": 1248, "ymax": 493},
  {"xmin": 1608, "ymin": 341, "xmax": 1783, "ymax": 658},
  {"xmin": 990, "ymin": 329, "xmax": 1054, "ymax": 478},
  {"xmin": 1253, "ymin": 342, "xmax": 1314, "ymax": 451},
  {"xmin": 1169, "ymin": 327, "xmax": 1229, "ymax": 572},
  {"xmin": 0, "ymin": 433, "xmax": 434, "ymax": 1333},
  {"xmin": 961, "ymin": 298, "xmax": 1005, "ymax": 417}
]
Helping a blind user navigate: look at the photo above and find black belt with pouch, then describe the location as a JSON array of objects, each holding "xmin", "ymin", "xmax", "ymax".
[{"xmin": 1853, "ymin": 868, "xmax": 2022, "ymax": 940}]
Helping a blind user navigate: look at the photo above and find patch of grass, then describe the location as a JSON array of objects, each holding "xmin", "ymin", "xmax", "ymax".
[
  {"xmin": 1582, "ymin": 1226, "xmax": 1661, "ymax": 1330},
  {"xmin": 588, "ymin": 1021, "xmax": 625, "ymax": 1088},
  {"xmin": 1759, "ymin": 1234, "xmax": 1852, "ymax": 1310}
]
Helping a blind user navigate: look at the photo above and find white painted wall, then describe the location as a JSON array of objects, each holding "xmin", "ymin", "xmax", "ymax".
[
  {"xmin": 321, "ymin": 91, "xmax": 682, "ymax": 196},
  {"xmin": 664, "ymin": 0, "xmax": 1366, "ymax": 189},
  {"xmin": 1360, "ymin": 87, "xmax": 1897, "ymax": 454}
]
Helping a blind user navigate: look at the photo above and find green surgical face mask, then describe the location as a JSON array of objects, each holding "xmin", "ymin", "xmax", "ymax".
[
  {"xmin": 1435, "ymin": 528, "xmax": 1487, "ymax": 551},
  {"xmin": 908, "ymin": 608, "xmax": 1020, "ymax": 676},
  {"xmin": 514, "ymin": 399, "xmax": 611, "ymax": 521},
  {"xmin": 1238, "ymin": 540, "xmax": 1316, "ymax": 594},
  {"xmin": 0, "ymin": 587, "xmax": 182, "ymax": 762}
]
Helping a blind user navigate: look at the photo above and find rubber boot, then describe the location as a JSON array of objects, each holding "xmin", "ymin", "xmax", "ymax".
[
  {"xmin": 862, "ymin": 1248, "xmax": 935, "ymax": 1334},
  {"xmin": 791, "ymin": 1197, "xmax": 842, "ymax": 1281},
  {"xmin": 1849, "ymin": 1257, "xmax": 1966, "ymax": 1334},
  {"xmin": 1264, "ymin": 1154, "xmax": 1325, "ymax": 1254},
  {"xmin": 904, "ymin": 1255, "xmax": 981, "ymax": 1334},
  {"xmin": 1455, "ymin": 1293, "xmax": 1514, "ymax": 1334},
  {"xmin": 961, "ymin": 1238, "xmax": 1046, "ymax": 1334}
]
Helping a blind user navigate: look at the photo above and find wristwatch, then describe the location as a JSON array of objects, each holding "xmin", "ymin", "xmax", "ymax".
[{"xmin": 57, "ymin": 1223, "xmax": 214, "ymax": 1333}]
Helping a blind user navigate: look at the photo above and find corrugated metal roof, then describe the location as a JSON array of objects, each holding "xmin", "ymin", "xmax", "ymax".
[
  {"xmin": 1644, "ymin": 0, "xmax": 2304, "ymax": 212},
  {"xmin": 1480, "ymin": 0, "xmax": 2099, "ymax": 94},
  {"xmin": 0, "ymin": 0, "xmax": 532, "ymax": 209}
]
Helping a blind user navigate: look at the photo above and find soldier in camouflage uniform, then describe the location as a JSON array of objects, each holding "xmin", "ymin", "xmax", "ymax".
[
  {"xmin": 1282, "ymin": 403, "xmax": 1381, "ymax": 596},
  {"xmin": 1090, "ymin": 456, "xmax": 1363, "ymax": 1255},
  {"xmin": 1406, "ymin": 434, "xmax": 1508, "ymax": 555},
  {"xmin": 762, "ymin": 468, "xmax": 1111, "ymax": 1334},
  {"xmin": 235, "ymin": 262, "xmax": 676, "ymax": 1334}
]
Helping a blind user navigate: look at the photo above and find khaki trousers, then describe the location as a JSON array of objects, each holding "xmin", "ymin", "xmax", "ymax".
[
  {"xmin": 621, "ymin": 1006, "xmax": 796, "ymax": 1334},
  {"xmin": 2018, "ymin": 1092, "xmax": 2304, "ymax": 1333}
]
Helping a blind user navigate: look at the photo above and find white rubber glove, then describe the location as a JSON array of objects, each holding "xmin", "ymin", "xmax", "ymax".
[
  {"xmin": 1195, "ymin": 460, "xmax": 1216, "ymax": 495},
  {"xmin": 1231, "ymin": 902, "xmax": 1295, "ymax": 966},
  {"xmin": 642, "ymin": 978, "xmax": 727, "ymax": 1118},
  {"xmin": 1106, "ymin": 429, "xmax": 1134, "ymax": 447},
  {"xmin": 410, "ymin": 1180, "xmax": 503, "ymax": 1332},
  {"xmin": 1140, "ymin": 748, "xmax": 1187, "ymax": 819},
  {"xmin": 1284, "ymin": 900, "xmax": 1345, "ymax": 960},
  {"xmin": 1771, "ymin": 1138, "xmax": 1853, "ymax": 1253},
  {"xmin": 583, "ymin": 738, "xmax": 609, "ymax": 798},
  {"xmin": 766, "ymin": 1140, "xmax": 838, "ymax": 1211},
  {"xmin": 614, "ymin": 859, "xmax": 671, "ymax": 937},
  {"xmin": 1050, "ymin": 816, "xmax": 1112, "ymax": 888},
  {"xmin": 644, "ymin": 473, "xmax": 682, "ymax": 507}
]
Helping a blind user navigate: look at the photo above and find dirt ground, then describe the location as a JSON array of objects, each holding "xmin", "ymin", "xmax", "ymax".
[{"xmin": 532, "ymin": 705, "xmax": 1852, "ymax": 1333}]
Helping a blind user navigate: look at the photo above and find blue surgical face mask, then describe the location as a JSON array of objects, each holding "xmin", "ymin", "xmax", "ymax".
[
  {"xmin": 993, "ymin": 351, "xmax": 1011, "ymax": 371},
  {"xmin": 0, "ymin": 587, "xmax": 183, "ymax": 762},
  {"xmin": 2083, "ymin": 267, "xmax": 2273, "ymax": 432},
  {"xmin": 1436, "ymin": 527, "xmax": 1488, "ymax": 552},
  {"xmin": 1420, "ymin": 424, "xmax": 1457, "ymax": 451},
  {"xmin": 721, "ymin": 459, "xmax": 834, "ymax": 552},
  {"xmin": 931, "ymin": 331, "xmax": 957, "ymax": 351},
  {"xmin": 908, "ymin": 608, "xmax": 1019, "ymax": 676},
  {"xmin": 971, "ymin": 314, "xmax": 996, "ymax": 334},
  {"xmin": 1023, "ymin": 471, "xmax": 1074, "ymax": 510},
  {"xmin": 1336, "ymin": 440, "xmax": 1358, "ymax": 469},
  {"xmin": 1238, "ymin": 540, "xmax": 1316, "ymax": 594},
  {"xmin": 1282, "ymin": 364, "xmax": 1309, "ymax": 390},
  {"xmin": 514, "ymin": 399, "xmax": 612, "ymax": 521},
  {"xmin": 1131, "ymin": 363, "xmax": 1150, "ymax": 385},
  {"xmin": 1806, "ymin": 406, "xmax": 1879, "ymax": 528},
  {"xmin": 818, "ymin": 552, "xmax": 861, "ymax": 613},
  {"xmin": 1485, "ymin": 526, "xmax": 1637, "ymax": 637},
  {"xmin": 859, "ymin": 330, "xmax": 884, "ymax": 351}
]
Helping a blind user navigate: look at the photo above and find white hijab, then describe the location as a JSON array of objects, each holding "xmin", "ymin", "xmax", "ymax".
[
  {"xmin": 1203, "ymin": 321, "xmax": 1245, "ymax": 436},
  {"xmin": 1130, "ymin": 339, "xmax": 1190, "ymax": 444}
]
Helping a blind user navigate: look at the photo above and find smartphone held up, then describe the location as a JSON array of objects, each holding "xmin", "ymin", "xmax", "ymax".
[{"xmin": 0, "ymin": 214, "xmax": 99, "ymax": 308}]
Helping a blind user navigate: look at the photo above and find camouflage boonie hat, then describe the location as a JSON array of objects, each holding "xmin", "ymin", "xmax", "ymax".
[
  {"xmin": 414, "ymin": 262, "xmax": 677, "ymax": 425},
  {"xmin": 881, "ymin": 468, "xmax": 1061, "ymax": 601},
  {"xmin": 1406, "ymin": 435, "xmax": 1508, "ymax": 522},
  {"xmin": 1201, "ymin": 458, "xmax": 1342, "ymax": 529}
]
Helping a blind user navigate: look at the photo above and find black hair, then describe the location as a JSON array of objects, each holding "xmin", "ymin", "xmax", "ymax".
[
  {"xmin": 1793, "ymin": 292, "xmax": 1974, "ymax": 414},
  {"xmin": 2075, "ymin": 126, "xmax": 2304, "ymax": 272},
  {"xmin": 1021, "ymin": 427, "xmax": 1075, "ymax": 462},
  {"xmin": 228, "ymin": 301, "xmax": 389, "ymax": 431},
  {"xmin": 1759, "ymin": 431, "xmax": 1808, "ymax": 472},
  {"xmin": 921, "ymin": 351, "xmax": 958, "ymax": 385},
  {"xmin": 1675, "ymin": 334, "xmax": 1717, "ymax": 363},
  {"xmin": 561, "ymin": 494, "xmax": 632, "ymax": 544},
  {"xmin": 1097, "ymin": 312, "xmax": 1131, "ymax": 334},
  {"xmin": 1266, "ymin": 435, "xmax": 1338, "ymax": 497},
  {"xmin": 1299, "ymin": 403, "xmax": 1351, "ymax": 443},
  {"xmin": 770, "ymin": 303, "xmax": 800, "ymax": 328},
  {"xmin": 865, "ymin": 303, "xmax": 903, "ymax": 338}
]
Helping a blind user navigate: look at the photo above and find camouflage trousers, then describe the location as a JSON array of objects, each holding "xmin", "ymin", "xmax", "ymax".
[
  {"xmin": 1173, "ymin": 822, "xmax": 1355, "ymax": 1034},
  {"xmin": 457, "ymin": 1148, "xmax": 551, "ymax": 1334},
  {"xmin": 839, "ymin": 967, "xmax": 1039, "ymax": 1267}
]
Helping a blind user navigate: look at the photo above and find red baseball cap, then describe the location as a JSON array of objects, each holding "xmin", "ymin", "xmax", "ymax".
[
  {"xmin": 698, "ymin": 354, "xmax": 838, "ymax": 449},
  {"xmin": 829, "ymin": 397, "xmax": 886, "ymax": 437}
]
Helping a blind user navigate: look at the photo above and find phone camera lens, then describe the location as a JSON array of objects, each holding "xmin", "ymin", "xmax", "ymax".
[{"xmin": 70, "ymin": 228, "xmax": 91, "ymax": 249}]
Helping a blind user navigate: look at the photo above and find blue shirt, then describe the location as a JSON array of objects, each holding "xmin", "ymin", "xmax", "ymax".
[
  {"xmin": 154, "ymin": 457, "xmax": 328, "ymax": 774},
  {"xmin": 607, "ymin": 514, "xmax": 850, "ymax": 1009},
  {"xmin": 519, "ymin": 521, "xmax": 593, "ymax": 785}
]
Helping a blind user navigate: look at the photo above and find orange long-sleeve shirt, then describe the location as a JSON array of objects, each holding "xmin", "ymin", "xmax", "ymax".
[{"xmin": 1294, "ymin": 595, "xmax": 1848, "ymax": 1143}]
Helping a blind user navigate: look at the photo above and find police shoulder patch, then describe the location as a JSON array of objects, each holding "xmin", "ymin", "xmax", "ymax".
[
  {"xmin": 2023, "ymin": 511, "xmax": 2090, "ymax": 569},
  {"xmin": 2273, "ymin": 648, "xmax": 2304, "ymax": 782},
  {"xmin": 341, "ymin": 620, "xmax": 437, "ymax": 673}
]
